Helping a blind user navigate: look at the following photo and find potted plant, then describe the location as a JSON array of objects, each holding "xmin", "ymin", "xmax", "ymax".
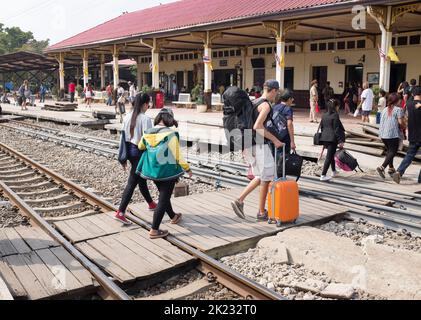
[
  {"xmin": 51, "ymin": 87, "xmax": 59, "ymax": 101},
  {"xmin": 192, "ymin": 84, "xmax": 207, "ymax": 113},
  {"xmin": 75, "ymin": 85, "xmax": 85, "ymax": 104},
  {"xmin": 141, "ymin": 85, "xmax": 153, "ymax": 95}
]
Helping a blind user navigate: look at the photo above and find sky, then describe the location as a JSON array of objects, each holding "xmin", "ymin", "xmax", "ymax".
[{"xmin": 0, "ymin": 0, "xmax": 178, "ymax": 45}]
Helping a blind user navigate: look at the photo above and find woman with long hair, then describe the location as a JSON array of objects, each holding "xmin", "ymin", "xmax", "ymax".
[
  {"xmin": 114, "ymin": 93, "xmax": 156, "ymax": 225},
  {"xmin": 377, "ymin": 93, "xmax": 406, "ymax": 178},
  {"xmin": 84, "ymin": 83, "xmax": 93, "ymax": 109},
  {"xmin": 319, "ymin": 99, "xmax": 346, "ymax": 182}
]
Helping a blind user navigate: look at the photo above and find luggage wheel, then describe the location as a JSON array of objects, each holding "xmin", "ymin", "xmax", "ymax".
[
  {"xmin": 276, "ymin": 221, "xmax": 283, "ymax": 228},
  {"xmin": 268, "ymin": 219, "xmax": 275, "ymax": 225}
]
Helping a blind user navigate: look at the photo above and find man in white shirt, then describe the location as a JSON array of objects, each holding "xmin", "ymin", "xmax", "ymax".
[
  {"xmin": 359, "ymin": 82, "xmax": 374, "ymax": 123},
  {"xmin": 129, "ymin": 82, "xmax": 137, "ymax": 104}
]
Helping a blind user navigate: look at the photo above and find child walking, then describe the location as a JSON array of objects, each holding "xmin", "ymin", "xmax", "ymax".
[{"xmin": 138, "ymin": 108, "xmax": 193, "ymax": 239}]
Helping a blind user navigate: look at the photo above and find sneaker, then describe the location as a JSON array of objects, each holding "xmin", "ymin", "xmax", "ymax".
[
  {"xmin": 388, "ymin": 168, "xmax": 396, "ymax": 175},
  {"xmin": 114, "ymin": 211, "xmax": 132, "ymax": 226},
  {"xmin": 332, "ymin": 171, "xmax": 338, "ymax": 178},
  {"xmin": 376, "ymin": 167, "xmax": 386, "ymax": 179},
  {"xmin": 320, "ymin": 175, "xmax": 332, "ymax": 182},
  {"xmin": 257, "ymin": 210, "xmax": 268, "ymax": 221},
  {"xmin": 148, "ymin": 202, "xmax": 157, "ymax": 211},
  {"xmin": 231, "ymin": 200, "xmax": 245, "ymax": 220},
  {"xmin": 393, "ymin": 172, "xmax": 401, "ymax": 184}
]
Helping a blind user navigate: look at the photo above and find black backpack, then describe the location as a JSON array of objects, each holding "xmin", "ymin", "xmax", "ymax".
[
  {"xmin": 223, "ymin": 87, "xmax": 259, "ymax": 151},
  {"xmin": 335, "ymin": 149, "xmax": 363, "ymax": 172}
]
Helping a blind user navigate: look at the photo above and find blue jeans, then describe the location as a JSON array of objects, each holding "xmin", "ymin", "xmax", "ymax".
[
  {"xmin": 106, "ymin": 96, "xmax": 112, "ymax": 106},
  {"xmin": 398, "ymin": 142, "xmax": 421, "ymax": 179}
]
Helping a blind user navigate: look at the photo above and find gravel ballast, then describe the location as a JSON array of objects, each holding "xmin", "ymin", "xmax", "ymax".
[
  {"xmin": 221, "ymin": 246, "xmax": 382, "ymax": 300},
  {"xmin": 320, "ymin": 220, "xmax": 421, "ymax": 253},
  {"xmin": 0, "ymin": 128, "xmax": 225, "ymax": 207}
]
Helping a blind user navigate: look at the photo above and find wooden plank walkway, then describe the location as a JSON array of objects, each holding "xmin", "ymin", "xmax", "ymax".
[
  {"xmin": 129, "ymin": 189, "xmax": 348, "ymax": 258},
  {"xmin": 0, "ymin": 226, "xmax": 96, "ymax": 300},
  {"xmin": 53, "ymin": 212, "xmax": 195, "ymax": 285}
]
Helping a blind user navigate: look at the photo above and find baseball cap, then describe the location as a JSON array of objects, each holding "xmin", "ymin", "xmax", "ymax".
[{"xmin": 264, "ymin": 79, "xmax": 280, "ymax": 91}]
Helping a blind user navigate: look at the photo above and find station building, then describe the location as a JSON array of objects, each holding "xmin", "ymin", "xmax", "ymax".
[{"xmin": 45, "ymin": 0, "xmax": 421, "ymax": 107}]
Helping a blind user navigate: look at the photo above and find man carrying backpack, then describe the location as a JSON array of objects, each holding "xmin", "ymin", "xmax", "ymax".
[{"xmin": 231, "ymin": 80, "xmax": 284, "ymax": 221}]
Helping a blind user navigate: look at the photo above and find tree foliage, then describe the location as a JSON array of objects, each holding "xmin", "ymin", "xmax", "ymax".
[{"xmin": 0, "ymin": 23, "xmax": 49, "ymax": 55}]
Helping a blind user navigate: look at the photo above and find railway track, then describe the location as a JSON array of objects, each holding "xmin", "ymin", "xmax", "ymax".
[
  {"xmin": 0, "ymin": 141, "xmax": 284, "ymax": 301},
  {"xmin": 3, "ymin": 121, "xmax": 421, "ymax": 236}
]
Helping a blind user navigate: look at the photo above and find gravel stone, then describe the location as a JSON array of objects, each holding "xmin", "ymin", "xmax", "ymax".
[
  {"xmin": 320, "ymin": 220, "xmax": 421, "ymax": 253},
  {"xmin": 0, "ymin": 128, "xmax": 225, "ymax": 208}
]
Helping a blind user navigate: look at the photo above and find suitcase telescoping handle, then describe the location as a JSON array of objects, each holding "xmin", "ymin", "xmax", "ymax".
[
  {"xmin": 274, "ymin": 144, "xmax": 286, "ymax": 182},
  {"xmin": 270, "ymin": 143, "xmax": 286, "ymax": 224}
]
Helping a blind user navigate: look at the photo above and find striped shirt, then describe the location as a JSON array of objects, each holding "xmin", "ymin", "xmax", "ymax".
[{"xmin": 379, "ymin": 106, "xmax": 404, "ymax": 139}]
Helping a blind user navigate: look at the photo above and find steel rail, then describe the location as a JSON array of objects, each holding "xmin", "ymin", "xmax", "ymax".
[
  {"xmin": 0, "ymin": 142, "xmax": 283, "ymax": 301},
  {"xmin": 303, "ymin": 191, "xmax": 421, "ymax": 235},
  {"xmin": 0, "ymin": 181, "xmax": 130, "ymax": 301},
  {"xmin": 301, "ymin": 175, "xmax": 421, "ymax": 201},
  {"xmin": 300, "ymin": 187, "xmax": 421, "ymax": 221}
]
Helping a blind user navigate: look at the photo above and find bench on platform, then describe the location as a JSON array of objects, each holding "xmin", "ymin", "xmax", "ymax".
[
  {"xmin": 92, "ymin": 91, "xmax": 107, "ymax": 103},
  {"xmin": 212, "ymin": 94, "xmax": 224, "ymax": 111},
  {"xmin": 173, "ymin": 93, "xmax": 194, "ymax": 109}
]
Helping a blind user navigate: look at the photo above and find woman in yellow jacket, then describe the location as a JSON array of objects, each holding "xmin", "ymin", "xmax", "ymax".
[{"xmin": 137, "ymin": 108, "xmax": 192, "ymax": 239}]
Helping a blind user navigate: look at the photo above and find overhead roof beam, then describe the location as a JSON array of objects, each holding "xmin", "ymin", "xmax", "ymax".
[
  {"xmin": 222, "ymin": 32, "xmax": 274, "ymax": 41},
  {"xmin": 299, "ymin": 22, "xmax": 378, "ymax": 36}
]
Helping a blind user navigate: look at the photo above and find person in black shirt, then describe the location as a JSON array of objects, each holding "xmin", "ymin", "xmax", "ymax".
[
  {"xmin": 394, "ymin": 86, "xmax": 421, "ymax": 184},
  {"xmin": 319, "ymin": 99, "xmax": 346, "ymax": 182}
]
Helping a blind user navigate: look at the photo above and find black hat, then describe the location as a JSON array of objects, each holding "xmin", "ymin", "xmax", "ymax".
[{"xmin": 279, "ymin": 89, "xmax": 294, "ymax": 101}]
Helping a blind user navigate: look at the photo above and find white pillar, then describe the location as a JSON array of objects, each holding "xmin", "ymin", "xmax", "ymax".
[
  {"xmin": 83, "ymin": 50, "xmax": 89, "ymax": 87},
  {"xmin": 100, "ymin": 54, "xmax": 105, "ymax": 89},
  {"xmin": 384, "ymin": 6, "xmax": 393, "ymax": 92},
  {"xmin": 183, "ymin": 70, "xmax": 188, "ymax": 88},
  {"xmin": 242, "ymin": 48, "xmax": 247, "ymax": 90},
  {"xmin": 369, "ymin": 6, "xmax": 392, "ymax": 92},
  {"xmin": 113, "ymin": 51, "xmax": 119, "ymax": 87},
  {"xmin": 151, "ymin": 39, "xmax": 160, "ymax": 90},
  {"xmin": 204, "ymin": 45, "xmax": 212, "ymax": 93},
  {"xmin": 276, "ymin": 22, "xmax": 286, "ymax": 89},
  {"xmin": 58, "ymin": 53, "xmax": 65, "ymax": 91},
  {"xmin": 137, "ymin": 56, "xmax": 142, "ymax": 90}
]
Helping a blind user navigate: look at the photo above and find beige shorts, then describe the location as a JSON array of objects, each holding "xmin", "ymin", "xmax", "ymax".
[{"xmin": 244, "ymin": 144, "xmax": 275, "ymax": 182}]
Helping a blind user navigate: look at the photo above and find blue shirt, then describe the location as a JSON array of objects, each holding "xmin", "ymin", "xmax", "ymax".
[{"xmin": 379, "ymin": 106, "xmax": 403, "ymax": 139}]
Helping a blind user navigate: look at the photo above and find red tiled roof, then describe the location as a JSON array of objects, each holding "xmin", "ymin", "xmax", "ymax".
[{"xmin": 48, "ymin": 0, "xmax": 352, "ymax": 51}]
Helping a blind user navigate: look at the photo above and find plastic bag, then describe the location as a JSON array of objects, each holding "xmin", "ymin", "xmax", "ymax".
[
  {"xmin": 247, "ymin": 165, "xmax": 255, "ymax": 181},
  {"xmin": 353, "ymin": 108, "xmax": 360, "ymax": 118}
]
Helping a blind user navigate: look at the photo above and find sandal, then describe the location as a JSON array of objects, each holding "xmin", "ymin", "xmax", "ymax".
[
  {"xmin": 150, "ymin": 230, "xmax": 169, "ymax": 239},
  {"xmin": 171, "ymin": 213, "xmax": 183, "ymax": 225}
]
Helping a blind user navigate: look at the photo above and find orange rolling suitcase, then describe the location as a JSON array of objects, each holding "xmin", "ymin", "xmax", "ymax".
[{"xmin": 268, "ymin": 145, "xmax": 300, "ymax": 228}]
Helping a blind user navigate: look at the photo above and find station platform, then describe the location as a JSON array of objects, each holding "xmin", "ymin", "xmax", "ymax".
[
  {"xmin": 0, "ymin": 104, "xmax": 110, "ymax": 128},
  {"xmin": 129, "ymin": 188, "xmax": 349, "ymax": 259},
  {"xmin": 0, "ymin": 226, "xmax": 97, "ymax": 300}
]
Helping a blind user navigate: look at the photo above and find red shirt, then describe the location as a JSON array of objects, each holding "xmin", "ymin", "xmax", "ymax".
[{"xmin": 69, "ymin": 83, "xmax": 76, "ymax": 93}]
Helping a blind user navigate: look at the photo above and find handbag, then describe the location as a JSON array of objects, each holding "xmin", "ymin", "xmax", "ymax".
[
  {"xmin": 313, "ymin": 122, "xmax": 323, "ymax": 146},
  {"xmin": 315, "ymin": 102, "xmax": 320, "ymax": 113},
  {"xmin": 277, "ymin": 151, "xmax": 303, "ymax": 182},
  {"xmin": 118, "ymin": 131, "xmax": 130, "ymax": 165}
]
